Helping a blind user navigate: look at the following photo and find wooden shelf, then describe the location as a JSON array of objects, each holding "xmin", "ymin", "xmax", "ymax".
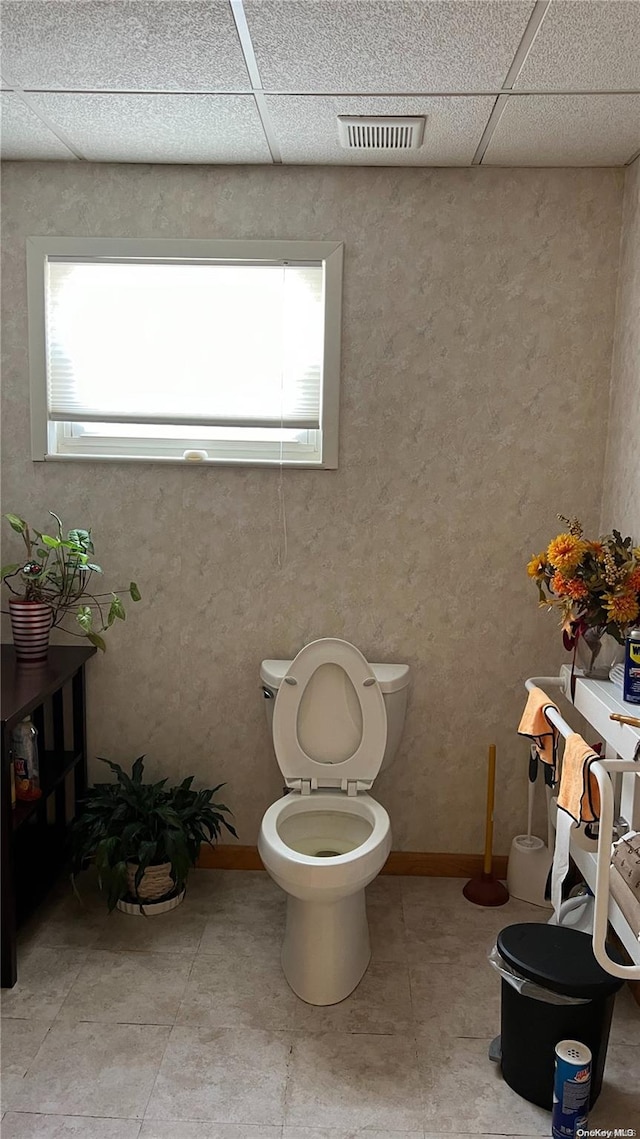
[
  {"xmin": 1, "ymin": 645, "xmax": 95, "ymax": 731},
  {"xmin": 2, "ymin": 644, "xmax": 95, "ymax": 987},
  {"xmin": 12, "ymin": 749, "xmax": 84, "ymax": 830}
]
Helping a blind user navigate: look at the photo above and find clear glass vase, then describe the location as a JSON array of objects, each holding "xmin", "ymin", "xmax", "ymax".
[{"xmin": 575, "ymin": 627, "xmax": 625, "ymax": 679}]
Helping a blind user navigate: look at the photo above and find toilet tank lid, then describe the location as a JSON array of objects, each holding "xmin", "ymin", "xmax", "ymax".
[{"xmin": 260, "ymin": 658, "xmax": 410, "ymax": 693}]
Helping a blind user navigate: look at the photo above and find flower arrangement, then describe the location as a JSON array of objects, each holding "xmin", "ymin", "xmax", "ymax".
[{"xmin": 527, "ymin": 516, "xmax": 640, "ymax": 672}]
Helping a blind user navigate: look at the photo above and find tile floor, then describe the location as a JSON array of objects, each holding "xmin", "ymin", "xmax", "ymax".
[{"xmin": 1, "ymin": 870, "xmax": 639, "ymax": 1138}]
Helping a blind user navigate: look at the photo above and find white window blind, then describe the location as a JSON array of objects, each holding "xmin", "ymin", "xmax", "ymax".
[{"xmin": 45, "ymin": 259, "xmax": 325, "ymax": 430}]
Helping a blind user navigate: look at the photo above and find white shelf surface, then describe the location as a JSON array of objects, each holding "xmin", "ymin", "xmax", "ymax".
[
  {"xmin": 560, "ymin": 664, "xmax": 640, "ymax": 762},
  {"xmin": 571, "ymin": 843, "xmax": 640, "ymax": 964},
  {"xmin": 557, "ymin": 666, "xmax": 640, "ymax": 967}
]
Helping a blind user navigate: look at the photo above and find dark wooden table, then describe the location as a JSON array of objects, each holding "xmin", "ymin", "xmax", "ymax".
[{"xmin": 1, "ymin": 644, "xmax": 95, "ymax": 987}]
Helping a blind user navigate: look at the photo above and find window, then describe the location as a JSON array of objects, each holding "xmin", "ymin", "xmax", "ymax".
[{"xmin": 27, "ymin": 238, "xmax": 343, "ymax": 467}]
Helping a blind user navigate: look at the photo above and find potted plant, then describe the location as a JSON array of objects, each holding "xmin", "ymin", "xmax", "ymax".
[
  {"xmin": 2, "ymin": 511, "xmax": 140, "ymax": 661},
  {"xmin": 527, "ymin": 514, "xmax": 640, "ymax": 678},
  {"xmin": 71, "ymin": 755, "xmax": 237, "ymax": 913}
]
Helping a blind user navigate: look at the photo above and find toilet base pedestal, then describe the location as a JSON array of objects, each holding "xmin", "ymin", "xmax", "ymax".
[{"xmin": 282, "ymin": 889, "xmax": 371, "ymax": 1005}]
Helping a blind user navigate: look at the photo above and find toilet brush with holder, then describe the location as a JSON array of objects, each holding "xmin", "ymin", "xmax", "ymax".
[
  {"xmin": 463, "ymin": 744, "xmax": 509, "ymax": 907},
  {"xmin": 506, "ymin": 750, "xmax": 553, "ymax": 909}
]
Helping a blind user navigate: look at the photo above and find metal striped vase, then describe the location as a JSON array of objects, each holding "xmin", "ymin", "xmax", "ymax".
[{"xmin": 9, "ymin": 599, "xmax": 53, "ymax": 663}]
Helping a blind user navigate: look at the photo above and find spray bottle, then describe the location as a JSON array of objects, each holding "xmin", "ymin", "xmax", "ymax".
[{"xmin": 11, "ymin": 716, "xmax": 41, "ymax": 801}]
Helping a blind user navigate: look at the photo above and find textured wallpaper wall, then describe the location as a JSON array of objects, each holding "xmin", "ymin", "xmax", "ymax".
[
  {"xmin": 601, "ymin": 157, "xmax": 640, "ymax": 541},
  {"xmin": 0, "ymin": 162, "xmax": 624, "ymax": 853}
]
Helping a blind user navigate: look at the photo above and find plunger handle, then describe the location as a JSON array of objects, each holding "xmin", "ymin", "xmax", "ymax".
[{"xmin": 483, "ymin": 744, "xmax": 497, "ymax": 876}]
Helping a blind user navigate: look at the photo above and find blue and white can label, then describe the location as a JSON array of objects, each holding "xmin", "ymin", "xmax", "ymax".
[
  {"xmin": 551, "ymin": 1039, "xmax": 592, "ymax": 1139},
  {"xmin": 623, "ymin": 630, "xmax": 640, "ymax": 706}
]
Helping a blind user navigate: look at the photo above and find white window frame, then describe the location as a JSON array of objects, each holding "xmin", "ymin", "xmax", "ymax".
[{"xmin": 26, "ymin": 236, "xmax": 343, "ymax": 469}]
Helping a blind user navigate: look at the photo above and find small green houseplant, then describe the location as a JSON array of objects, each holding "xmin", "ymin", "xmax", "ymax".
[
  {"xmin": 2, "ymin": 511, "xmax": 140, "ymax": 659},
  {"xmin": 71, "ymin": 756, "xmax": 237, "ymax": 912}
]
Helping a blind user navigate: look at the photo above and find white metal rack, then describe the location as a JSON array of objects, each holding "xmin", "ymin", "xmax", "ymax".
[{"xmin": 524, "ymin": 670, "xmax": 640, "ymax": 980}]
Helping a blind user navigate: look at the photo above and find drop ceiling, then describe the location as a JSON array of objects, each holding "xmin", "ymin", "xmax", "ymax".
[{"xmin": 1, "ymin": 0, "xmax": 639, "ymax": 167}]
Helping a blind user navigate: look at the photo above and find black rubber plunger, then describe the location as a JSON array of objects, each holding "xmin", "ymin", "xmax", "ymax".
[{"xmin": 463, "ymin": 744, "xmax": 509, "ymax": 907}]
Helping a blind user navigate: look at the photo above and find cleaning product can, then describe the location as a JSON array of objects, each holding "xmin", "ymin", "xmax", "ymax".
[
  {"xmin": 623, "ymin": 627, "xmax": 640, "ymax": 705},
  {"xmin": 551, "ymin": 1040, "xmax": 591, "ymax": 1139},
  {"xmin": 11, "ymin": 716, "xmax": 41, "ymax": 801}
]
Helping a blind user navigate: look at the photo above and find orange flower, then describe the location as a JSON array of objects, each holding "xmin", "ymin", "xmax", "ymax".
[
  {"xmin": 627, "ymin": 566, "xmax": 640, "ymax": 593},
  {"xmin": 552, "ymin": 573, "xmax": 588, "ymax": 600},
  {"xmin": 547, "ymin": 533, "xmax": 588, "ymax": 574},
  {"xmin": 565, "ymin": 578, "xmax": 589, "ymax": 601},
  {"xmin": 588, "ymin": 541, "xmax": 606, "ymax": 560},
  {"xmin": 527, "ymin": 552, "xmax": 547, "ymax": 579},
  {"xmin": 551, "ymin": 572, "xmax": 566, "ymax": 595},
  {"xmin": 603, "ymin": 591, "xmax": 640, "ymax": 625}
]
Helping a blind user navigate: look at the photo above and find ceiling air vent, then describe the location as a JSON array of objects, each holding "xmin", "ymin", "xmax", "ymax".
[{"xmin": 337, "ymin": 115, "xmax": 426, "ymax": 151}]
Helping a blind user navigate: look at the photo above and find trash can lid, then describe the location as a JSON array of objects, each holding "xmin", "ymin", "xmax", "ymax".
[{"xmin": 497, "ymin": 924, "xmax": 624, "ymax": 999}]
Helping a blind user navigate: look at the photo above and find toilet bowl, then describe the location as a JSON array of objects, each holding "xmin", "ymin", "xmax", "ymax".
[{"xmin": 258, "ymin": 638, "xmax": 409, "ymax": 1005}]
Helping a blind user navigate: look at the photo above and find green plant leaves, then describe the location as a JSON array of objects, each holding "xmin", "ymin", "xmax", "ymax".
[
  {"xmin": 163, "ymin": 830, "xmax": 190, "ymax": 888},
  {"xmin": 108, "ymin": 596, "xmax": 126, "ymax": 624},
  {"xmin": 67, "ymin": 528, "xmax": 94, "ymax": 554},
  {"xmin": 70, "ymin": 756, "xmax": 237, "ymax": 911},
  {"xmin": 76, "ymin": 605, "xmax": 93, "ymax": 632},
  {"xmin": 3, "ymin": 513, "xmax": 139, "ymax": 651},
  {"xmin": 99, "ymin": 756, "xmax": 133, "ymax": 782},
  {"xmin": 95, "ymin": 834, "xmax": 121, "ymax": 875},
  {"xmin": 131, "ymin": 755, "xmax": 145, "ymax": 785}
]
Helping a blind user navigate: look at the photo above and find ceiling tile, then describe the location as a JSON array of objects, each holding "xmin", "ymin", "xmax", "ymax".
[
  {"xmin": 0, "ymin": 1, "xmax": 250, "ymax": 92},
  {"xmin": 0, "ymin": 92, "xmax": 77, "ymax": 159},
  {"xmin": 514, "ymin": 1, "xmax": 640, "ymax": 91},
  {"xmin": 483, "ymin": 94, "xmax": 640, "ymax": 166},
  {"xmin": 265, "ymin": 95, "xmax": 495, "ymax": 165},
  {"xmin": 24, "ymin": 94, "xmax": 272, "ymax": 163},
  {"xmin": 244, "ymin": 0, "xmax": 535, "ymax": 93}
]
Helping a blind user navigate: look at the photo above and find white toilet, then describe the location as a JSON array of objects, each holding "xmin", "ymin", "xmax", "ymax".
[{"xmin": 258, "ymin": 637, "xmax": 410, "ymax": 1005}]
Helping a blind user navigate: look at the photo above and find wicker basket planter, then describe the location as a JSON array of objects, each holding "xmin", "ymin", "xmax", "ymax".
[
  {"xmin": 125, "ymin": 861, "xmax": 178, "ymax": 903},
  {"xmin": 70, "ymin": 755, "xmax": 236, "ymax": 916},
  {"xmin": 117, "ymin": 888, "xmax": 185, "ymax": 916},
  {"xmin": 117, "ymin": 861, "xmax": 185, "ymax": 915}
]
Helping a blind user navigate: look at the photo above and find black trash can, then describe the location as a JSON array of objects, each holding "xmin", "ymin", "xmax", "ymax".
[{"xmin": 496, "ymin": 923, "xmax": 624, "ymax": 1110}]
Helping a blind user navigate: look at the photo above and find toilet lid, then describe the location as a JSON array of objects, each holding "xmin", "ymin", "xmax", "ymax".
[{"xmin": 272, "ymin": 638, "xmax": 387, "ymax": 791}]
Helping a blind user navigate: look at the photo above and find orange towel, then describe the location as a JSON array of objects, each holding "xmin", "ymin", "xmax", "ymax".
[
  {"xmin": 518, "ymin": 687, "xmax": 560, "ymax": 775},
  {"xmin": 557, "ymin": 733, "xmax": 601, "ymax": 825}
]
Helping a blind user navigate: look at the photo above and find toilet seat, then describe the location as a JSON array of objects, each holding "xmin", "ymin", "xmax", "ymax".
[{"xmin": 272, "ymin": 638, "xmax": 387, "ymax": 794}]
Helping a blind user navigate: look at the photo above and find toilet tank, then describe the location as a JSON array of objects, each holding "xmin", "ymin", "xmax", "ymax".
[{"xmin": 260, "ymin": 658, "xmax": 410, "ymax": 773}]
